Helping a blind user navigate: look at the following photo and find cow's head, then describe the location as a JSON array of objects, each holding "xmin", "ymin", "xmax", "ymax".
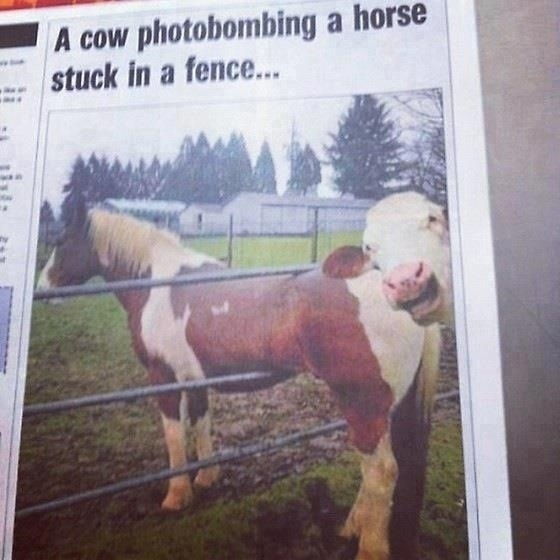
[{"xmin": 362, "ymin": 191, "xmax": 453, "ymax": 326}]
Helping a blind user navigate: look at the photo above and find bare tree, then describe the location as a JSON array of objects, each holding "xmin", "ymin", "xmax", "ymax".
[{"xmin": 391, "ymin": 89, "xmax": 447, "ymax": 204}]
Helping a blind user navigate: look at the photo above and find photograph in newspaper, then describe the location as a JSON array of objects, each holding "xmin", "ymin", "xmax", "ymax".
[{"xmin": 14, "ymin": 89, "xmax": 467, "ymax": 559}]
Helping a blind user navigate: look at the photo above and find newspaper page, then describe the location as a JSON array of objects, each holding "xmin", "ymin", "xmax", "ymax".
[{"xmin": 0, "ymin": 1, "xmax": 511, "ymax": 558}]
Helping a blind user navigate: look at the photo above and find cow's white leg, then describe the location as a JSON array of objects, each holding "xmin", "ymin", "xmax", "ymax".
[
  {"xmin": 193, "ymin": 411, "xmax": 220, "ymax": 488},
  {"xmin": 341, "ymin": 431, "xmax": 398, "ymax": 560},
  {"xmin": 161, "ymin": 409, "xmax": 193, "ymax": 510}
]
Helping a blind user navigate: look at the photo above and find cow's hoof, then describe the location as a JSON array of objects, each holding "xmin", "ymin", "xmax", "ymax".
[{"xmin": 194, "ymin": 466, "xmax": 220, "ymax": 489}]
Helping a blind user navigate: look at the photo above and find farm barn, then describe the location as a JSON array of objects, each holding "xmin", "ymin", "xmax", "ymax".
[
  {"xmin": 100, "ymin": 198, "xmax": 187, "ymax": 231},
  {"xmin": 179, "ymin": 192, "xmax": 374, "ymax": 235},
  {"xmin": 99, "ymin": 194, "xmax": 374, "ymax": 237}
]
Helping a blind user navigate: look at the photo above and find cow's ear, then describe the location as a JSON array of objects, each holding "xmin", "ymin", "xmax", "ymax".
[{"xmin": 323, "ymin": 246, "xmax": 370, "ymax": 278}]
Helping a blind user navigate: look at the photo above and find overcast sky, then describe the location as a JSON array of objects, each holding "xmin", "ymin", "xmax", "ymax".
[{"xmin": 42, "ymin": 91, "xmax": 429, "ymax": 211}]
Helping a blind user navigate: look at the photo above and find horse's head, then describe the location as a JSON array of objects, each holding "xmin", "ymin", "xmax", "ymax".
[
  {"xmin": 37, "ymin": 196, "xmax": 99, "ymax": 290},
  {"xmin": 362, "ymin": 191, "xmax": 453, "ymax": 327}
]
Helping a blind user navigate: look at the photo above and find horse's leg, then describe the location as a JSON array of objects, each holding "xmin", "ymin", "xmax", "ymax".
[
  {"xmin": 341, "ymin": 431, "xmax": 398, "ymax": 560},
  {"xmin": 187, "ymin": 388, "xmax": 220, "ymax": 489},
  {"xmin": 149, "ymin": 362, "xmax": 193, "ymax": 510},
  {"xmin": 389, "ymin": 325, "xmax": 440, "ymax": 560},
  {"xmin": 160, "ymin": 406, "xmax": 193, "ymax": 510}
]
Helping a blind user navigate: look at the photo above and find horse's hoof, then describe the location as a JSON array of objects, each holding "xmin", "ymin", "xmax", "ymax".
[
  {"xmin": 194, "ymin": 466, "xmax": 220, "ymax": 489},
  {"xmin": 161, "ymin": 498, "xmax": 184, "ymax": 511},
  {"xmin": 355, "ymin": 550, "xmax": 383, "ymax": 560},
  {"xmin": 340, "ymin": 520, "xmax": 359, "ymax": 539},
  {"xmin": 355, "ymin": 546, "xmax": 389, "ymax": 560},
  {"xmin": 340, "ymin": 507, "xmax": 361, "ymax": 538},
  {"xmin": 161, "ymin": 487, "xmax": 193, "ymax": 511}
]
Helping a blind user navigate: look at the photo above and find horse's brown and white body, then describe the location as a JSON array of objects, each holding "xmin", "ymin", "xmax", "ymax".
[{"xmin": 38, "ymin": 192, "xmax": 450, "ymax": 560}]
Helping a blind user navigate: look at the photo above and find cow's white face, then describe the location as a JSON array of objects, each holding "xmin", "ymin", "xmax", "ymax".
[{"xmin": 362, "ymin": 192, "xmax": 453, "ymax": 327}]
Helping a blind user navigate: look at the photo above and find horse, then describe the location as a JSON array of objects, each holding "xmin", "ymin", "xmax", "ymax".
[
  {"xmin": 37, "ymin": 193, "xmax": 449, "ymax": 560},
  {"xmin": 362, "ymin": 191, "xmax": 453, "ymax": 327}
]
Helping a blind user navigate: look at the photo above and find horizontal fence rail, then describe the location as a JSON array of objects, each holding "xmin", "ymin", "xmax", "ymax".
[
  {"xmin": 23, "ymin": 376, "xmax": 459, "ymax": 418},
  {"xmin": 24, "ymin": 262, "xmax": 461, "ymax": 519},
  {"xmin": 33, "ymin": 264, "xmax": 316, "ymax": 300},
  {"xmin": 17, "ymin": 390, "xmax": 459, "ymax": 518},
  {"xmin": 23, "ymin": 371, "xmax": 279, "ymax": 417},
  {"xmin": 16, "ymin": 419, "xmax": 347, "ymax": 518}
]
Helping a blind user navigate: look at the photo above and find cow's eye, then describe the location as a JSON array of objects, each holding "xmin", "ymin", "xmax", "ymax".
[{"xmin": 428, "ymin": 215, "xmax": 438, "ymax": 223}]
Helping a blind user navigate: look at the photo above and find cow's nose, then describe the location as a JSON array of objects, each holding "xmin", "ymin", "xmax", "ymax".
[{"xmin": 382, "ymin": 262, "xmax": 433, "ymax": 303}]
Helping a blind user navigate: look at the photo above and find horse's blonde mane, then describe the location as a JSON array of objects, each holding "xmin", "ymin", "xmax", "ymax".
[{"xmin": 88, "ymin": 210, "xmax": 193, "ymax": 276}]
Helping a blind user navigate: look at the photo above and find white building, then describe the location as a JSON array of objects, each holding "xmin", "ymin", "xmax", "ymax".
[
  {"xmin": 100, "ymin": 199, "xmax": 187, "ymax": 231},
  {"xmin": 179, "ymin": 193, "xmax": 375, "ymax": 236}
]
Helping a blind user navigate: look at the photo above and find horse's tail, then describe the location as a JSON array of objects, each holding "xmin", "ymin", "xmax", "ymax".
[
  {"xmin": 389, "ymin": 324, "xmax": 441, "ymax": 560},
  {"xmin": 416, "ymin": 324, "xmax": 441, "ymax": 422}
]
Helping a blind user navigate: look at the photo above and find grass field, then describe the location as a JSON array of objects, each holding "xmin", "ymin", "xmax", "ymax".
[
  {"xmin": 186, "ymin": 231, "xmax": 363, "ymax": 268},
  {"xmin": 16, "ymin": 233, "xmax": 468, "ymax": 559}
]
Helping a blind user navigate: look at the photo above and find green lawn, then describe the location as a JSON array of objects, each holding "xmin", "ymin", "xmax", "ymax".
[{"xmin": 184, "ymin": 231, "xmax": 363, "ymax": 268}]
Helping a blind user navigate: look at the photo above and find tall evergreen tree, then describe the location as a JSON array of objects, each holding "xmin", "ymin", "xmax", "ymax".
[
  {"xmin": 121, "ymin": 161, "xmax": 134, "ymax": 198},
  {"xmin": 325, "ymin": 95, "xmax": 405, "ymax": 199},
  {"xmin": 96, "ymin": 155, "xmax": 118, "ymax": 200},
  {"xmin": 40, "ymin": 200, "xmax": 55, "ymax": 224},
  {"xmin": 224, "ymin": 133, "xmax": 252, "ymax": 198},
  {"xmin": 156, "ymin": 160, "xmax": 172, "ymax": 199},
  {"xmin": 286, "ymin": 144, "xmax": 321, "ymax": 196},
  {"xmin": 252, "ymin": 141, "xmax": 277, "ymax": 194},
  {"xmin": 190, "ymin": 132, "xmax": 220, "ymax": 203},
  {"xmin": 132, "ymin": 158, "xmax": 150, "ymax": 198},
  {"xmin": 158, "ymin": 135, "xmax": 196, "ymax": 202},
  {"xmin": 212, "ymin": 138, "xmax": 229, "ymax": 202},
  {"xmin": 39, "ymin": 200, "xmax": 56, "ymax": 247},
  {"xmin": 60, "ymin": 155, "xmax": 90, "ymax": 224},
  {"xmin": 286, "ymin": 123, "xmax": 302, "ymax": 193},
  {"xmin": 146, "ymin": 156, "xmax": 163, "ymax": 197},
  {"xmin": 109, "ymin": 158, "xmax": 124, "ymax": 197}
]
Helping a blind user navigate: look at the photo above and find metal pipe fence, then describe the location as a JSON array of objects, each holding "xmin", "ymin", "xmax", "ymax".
[
  {"xmin": 33, "ymin": 264, "xmax": 316, "ymax": 300},
  {"xmin": 16, "ymin": 419, "xmax": 348, "ymax": 518},
  {"xmin": 21, "ymin": 265, "xmax": 460, "ymax": 519},
  {"xmin": 23, "ymin": 371, "xmax": 278, "ymax": 417},
  {"xmin": 17, "ymin": 390, "xmax": 458, "ymax": 518}
]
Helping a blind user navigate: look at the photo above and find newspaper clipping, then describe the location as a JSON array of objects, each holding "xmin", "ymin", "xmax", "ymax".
[{"xmin": 0, "ymin": 1, "xmax": 511, "ymax": 559}]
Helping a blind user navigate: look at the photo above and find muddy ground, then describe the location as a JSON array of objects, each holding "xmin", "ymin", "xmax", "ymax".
[{"xmin": 14, "ymin": 328, "xmax": 463, "ymax": 559}]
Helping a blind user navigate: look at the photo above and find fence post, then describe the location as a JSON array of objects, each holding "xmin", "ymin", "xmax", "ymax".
[
  {"xmin": 227, "ymin": 214, "xmax": 234, "ymax": 268},
  {"xmin": 311, "ymin": 207, "xmax": 319, "ymax": 263}
]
